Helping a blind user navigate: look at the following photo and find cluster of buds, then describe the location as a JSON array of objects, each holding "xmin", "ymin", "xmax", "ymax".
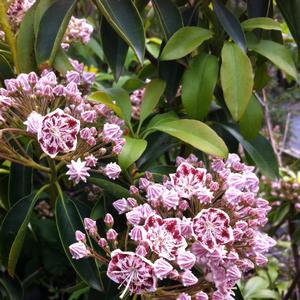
[
  {"xmin": 130, "ymin": 88, "xmax": 145, "ymax": 120},
  {"xmin": 3, "ymin": 0, "xmax": 93, "ymax": 50},
  {"xmin": 70, "ymin": 154, "xmax": 275, "ymax": 299},
  {"xmin": 0, "ymin": 69, "xmax": 124, "ymax": 183},
  {"xmin": 261, "ymin": 169, "xmax": 300, "ymax": 209}
]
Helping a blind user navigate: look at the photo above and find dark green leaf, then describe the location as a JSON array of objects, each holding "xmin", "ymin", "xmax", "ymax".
[
  {"xmin": 220, "ymin": 42, "xmax": 253, "ymax": 121},
  {"xmin": 151, "ymin": 0, "xmax": 183, "ymax": 40},
  {"xmin": 276, "ymin": 0, "xmax": 300, "ymax": 48},
  {"xmin": 221, "ymin": 124, "xmax": 279, "ymax": 179},
  {"xmin": 35, "ymin": 0, "xmax": 76, "ymax": 66},
  {"xmin": 95, "ymin": 0, "xmax": 145, "ymax": 63},
  {"xmin": 118, "ymin": 137, "xmax": 147, "ymax": 169},
  {"xmin": 55, "ymin": 193, "xmax": 103, "ymax": 291},
  {"xmin": 101, "ymin": 18, "xmax": 128, "ymax": 81},
  {"xmin": 182, "ymin": 52, "xmax": 219, "ymax": 120},
  {"xmin": 247, "ymin": 0, "xmax": 271, "ymax": 18},
  {"xmin": 52, "ymin": 48, "xmax": 73, "ymax": 75},
  {"xmin": 0, "ymin": 272, "xmax": 23, "ymax": 300},
  {"xmin": 240, "ymin": 95, "xmax": 263, "ymax": 139},
  {"xmin": 88, "ymin": 177, "xmax": 130, "ymax": 199},
  {"xmin": 213, "ymin": 0, "xmax": 247, "ymax": 52},
  {"xmin": 160, "ymin": 27, "xmax": 213, "ymax": 60},
  {"xmin": 154, "ymin": 119, "xmax": 228, "ymax": 157},
  {"xmin": 0, "ymin": 54, "xmax": 14, "ymax": 80},
  {"xmin": 16, "ymin": 2, "xmax": 37, "ymax": 72}
]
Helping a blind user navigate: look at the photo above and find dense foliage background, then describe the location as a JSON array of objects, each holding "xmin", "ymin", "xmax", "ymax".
[{"xmin": 0, "ymin": 0, "xmax": 300, "ymax": 299}]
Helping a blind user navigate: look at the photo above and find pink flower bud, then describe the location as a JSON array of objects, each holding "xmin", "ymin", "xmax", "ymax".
[
  {"xmin": 84, "ymin": 218, "xmax": 97, "ymax": 230},
  {"xmin": 85, "ymin": 154, "xmax": 98, "ymax": 167},
  {"xmin": 104, "ymin": 213, "xmax": 114, "ymax": 227},
  {"xmin": 106, "ymin": 229, "xmax": 118, "ymax": 241},
  {"xmin": 127, "ymin": 197, "xmax": 137, "ymax": 208},
  {"xmin": 195, "ymin": 291, "xmax": 209, "ymax": 300},
  {"xmin": 129, "ymin": 226, "xmax": 145, "ymax": 241},
  {"xmin": 136, "ymin": 245, "xmax": 147, "ymax": 256},
  {"xmin": 75, "ymin": 230, "xmax": 86, "ymax": 242},
  {"xmin": 113, "ymin": 198, "xmax": 130, "ymax": 214},
  {"xmin": 177, "ymin": 251, "xmax": 196, "ymax": 270},
  {"xmin": 28, "ymin": 72, "xmax": 38, "ymax": 85},
  {"xmin": 98, "ymin": 238, "xmax": 108, "ymax": 248},
  {"xmin": 181, "ymin": 270, "xmax": 198, "ymax": 287},
  {"xmin": 24, "ymin": 111, "xmax": 43, "ymax": 134},
  {"xmin": 102, "ymin": 123, "xmax": 122, "ymax": 143},
  {"xmin": 154, "ymin": 258, "xmax": 173, "ymax": 279},
  {"xmin": 129, "ymin": 185, "xmax": 139, "ymax": 195},
  {"xmin": 81, "ymin": 110, "xmax": 97, "ymax": 123},
  {"xmin": 104, "ymin": 162, "xmax": 121, "ymax": 180},
  {"xmin": 177, "ymin": 293, "xmax": 191, "ymax": 300},
  {"xmin": 66, "ymin": 71, "xmax": 81, "ymax": 84},
  {"xmin": 69, "ymin": 241, "xmax": 89, "ymax": 259}
]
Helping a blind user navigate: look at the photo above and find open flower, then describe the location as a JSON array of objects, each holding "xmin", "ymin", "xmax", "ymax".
[{"xmin": 66, "ymin": 158, "xmax": 90, "ymax": 184}]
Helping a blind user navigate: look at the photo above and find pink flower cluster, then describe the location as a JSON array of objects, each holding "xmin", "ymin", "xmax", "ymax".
[
  {"xmin": 70, "ymin": 154, "xmax": 275, "ymax": 299},
  {"xmin": 0, "ymin": 70, "xmax": 124, "ymax": 183},
  {"xmin": 130, "ymin": 88, "xmax": 145, "ymax": 119}
]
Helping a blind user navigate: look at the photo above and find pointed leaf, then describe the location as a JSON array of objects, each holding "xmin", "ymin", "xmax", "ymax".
[
  {"xmin": 221, "ymin": 42, "xmax": 253, "ymax": 121},
  {"xmin": 118, "ymin": 137, "xmax": 147, "ymax": 169},
  {"xmin": 151, "ymin": 0, "xmax": 183, "ymax": 40},
  {"xmin": 139, "ymin": 79, "xmax": 166, "ymax": 127},
  {"xmin": 240, "ymin": 95, "xmax": 263, "ymax": 139},
  {"xmin": 52, "ymin": 48, "xmax": 73, "ymax": 75},
  {"xmin": 95, "ymin": 0, "xmax": 145, "ymax": 63},
  {"xmin": 35, "ymin": 0, "xmax": 76, "ymax": 66},
  {"xmin": 101, "ymin": 18, "xmax": 128, "ymax": 81},
  {"xmin": 247, "ymin": 0, "xmax": 271, "ymax": 18},
  {"xmin": 241, "ymin": 17, "xmax": 281, "ymax": 31},
  {"xmin": 182, "ymin": 52, "xmax": 219, "ymax": 120},
  {"xmin": 55, "ymin": 193, "xmax": 103, "ymax": 291},
  {"xmin": 153, "ymin": 119, "xmax": 228, "ymax": 157},
  {"xmin": 213, "ymin": 0, "xmax": 246, "ymax": 52},
  {"xmin": 0, "ymin": 54, "xmax": 14, "ymax": 80},
  {"xmin": 248, "ymin": 39, "xmax": 297, "ymax": 80},
  {"xmin": 221, "ymin": 124, "xmax": 279, "ymax": 179},
  {"xmin": 160, "ymin": 27, "xmax": 213, "ymax": 61}
]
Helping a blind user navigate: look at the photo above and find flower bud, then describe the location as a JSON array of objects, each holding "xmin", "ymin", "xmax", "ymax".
[
  {"xmin": 106, "ymin": 229, "xmax": 118, "ymax": 241},
  {"xmin": 69, "ymin": 242, "xmax": 89, "ymax": 259},
  {"xmin": 104, "ymin": 213, "xmax": 114, "ymax": 227},
  {"xmin": 154, "ymin": 258, "xmax": 173, "ymax": 279},
  {"xmin": 181, "ymin": 270, "xmax": 198, "ymax": 287},
  {"xmin": 75, "ymin": 230, "xmax": 86, "ymax": 242}
]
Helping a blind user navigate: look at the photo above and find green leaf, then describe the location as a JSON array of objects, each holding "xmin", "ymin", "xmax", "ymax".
[
  {"xmin": 160, "ymin": 27, "xmax": 213, "ymax": 61},
  {"xmin": 213, "ymin": 0, "xmax": 247, "ymax": 52},
  {"xmin": 55, "ymin": 193, "xmax": 103, "ymax": 291},
  {"xmin": 243, "ymin": 277, "xmax": 269, "ymax": 298},
  {"xmin": 101, "ymin": 18, "xmax": 128, "ymax": 81},
  {"xmin": 221, "ymin": 124, "xmax": 279, "ymax": 179},
  {"xmin": 248, "ymin": 39, "xmax": 298, "ymax": 80},
  {"xmin": 154, "ymin": 119, "xmax": 228, "ymax": 157},
  {"xmin": 220, "ymin": 42, "xmax": 253, "ymax": 121},
  {"xmin": 95, "ymin": 0, "xmax": 145, "ymax": 63},
  {"xmin": 7, "ymin": 186, "xmax": 49, "ymax": 276},
  {"xmin": 16, "ymin": 2, "xmax": 37, "ymax": 73},
  {"xmin": 276, "ymin": 0, "xmax": 300, "ymax": 49},
  {"xmin": 0, "ymin": 272, "xmax": 23, "ymax": 300},
  {"xmin": 0, "ymin": 54, "xmax": 14, "ymax": 80},
  {"xmin": 241, "ymin": 17, "xmax": 281, "ymax": 31},
  {"xmin": 52, "ymin": 48, "xmax": 73, "ymax": 75},
  {"xmin": 151, "ymin": 0, "xmax": 183, "ymax": 40},
  {"xmin": 88, "ymin": 177, "xmax": 130, "ymax": 199},
  {"xmin": 240, "ymin": 95, "xmax": 263, "ymax": 139},
  {"xmin": 139, "ymin": 79, "xmax": 166, "ymax": 128},
  {"xmin": 182, "ymin": 52, "xmax": 219, "ymax": 120},
  {"xmin": 250, "ymin": 290, "xmax": 279, "ymax": 299},
  {"xmin": 35, "ymin": 0, "xmax": 76, "ymax": 66},
  {"xmin": 118, "ymin": 137, "xmax": 147, "ymax": 170},
  {"xmin": 247, "ymin": 0, "xmax": 271, "ymax": 18}
]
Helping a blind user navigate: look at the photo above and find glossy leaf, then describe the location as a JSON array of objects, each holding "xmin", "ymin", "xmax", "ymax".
[
  {"xmin": 118, "ymin": 137, "xmax": 147, "ymax": 169},
  {"xmin": 221, "ymin": 124, "xmax": 279, "ymax": 179},
  {"xmin": 240, "ymin": 95, "xmax": 263, "ymax": 139},
  {"xmin": 55, "ymin": 193, "xmax": 103, "ymax": 291},
  {"xmin": 101, "ymin": 18, "xmax": 128, "ymax": 81},
  {"xmin": 52, "ymin": 48, "xmax": 73, "ymax": 75},
  {"xmin": 154, "ymin": 119, "xmax": 228, "ymax": 157},
  {"xmin": 160, "ymin": 27, "xmax": 213, "ymax": 61},
  {"xmin": 182, "ymin": 53, "xmax": 219, "ymax": 120},
  {"xmin": 139, "ymin": 79, "xmax": 166, "ymax": 127},
  {"xmin": 248, "ymin": 39, "xmax": 298, "ymax": 80},
  {"xmin": 247, "ymin": 0, "xmax": 271, "ymax": 18},
  {"xmin": 213, "ymin": 0, "xmax": 246, "ymax": 52},
  {"xmin": 221, "ymin": 43, "xmax": 253, "ymax": 121},
  {"xmin": 243, "ymin": 277, "xmax": 269, "ymax": 298},
  {"xmin": 88, "ymin": 177, "xmax": 131, "ymax": 199},
  {"xmin": 276, "ymin": 0, "xmax": 300, "ymax": 48},
  {"xmin": 241, "ymin": 17, "xmax": 281, "ymax": 31},
  {"xmin": 35, "ymin": 0, "xmax": 76, "ymax": 66},
  {"xmin": 95, "ymin": 0, "xmax": 145, "ymax": 63},
  {"xmin": 151, "ymin": 0, "xmax": 183, "ymax": 40},
  {"xmin": 0, "ymin": 273, "xmax": 23, "ymax": 300},
  {"xmin": 16, "ymin": 2, "xmax": 37, "ymax": 73}
]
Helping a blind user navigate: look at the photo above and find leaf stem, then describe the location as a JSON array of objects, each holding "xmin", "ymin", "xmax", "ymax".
[{"xmin": 0, "ymin": 1, "xmax": 20, "ymax": 73}]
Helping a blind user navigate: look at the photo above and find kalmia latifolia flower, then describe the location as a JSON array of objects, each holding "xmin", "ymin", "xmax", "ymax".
[
  {"xmin": 70, "ymin": 154, "xmax": 276, "ymax": 299},
  {"xmin": 0, "ymin": 70, "xmax": 125, "ymax": 184}
]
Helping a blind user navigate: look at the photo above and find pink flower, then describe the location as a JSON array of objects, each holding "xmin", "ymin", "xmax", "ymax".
[
  {"xmin": 154, "ymin": 258, "xmax": 173, "ymax": 279},
  {"xmin": 107, "ymin": 250, "xmax": 157, "ymax": 295},
  {"xmin": 84, "ymin": 218, "xmax": 97, "ymax": 230},
  {"xmin": 75, "ymin": 230, "xmax": 86, "ymax": 242},
  {"xmin": 181, "ymin": 270, "xmax": 198, "ymax": 286},
  {"xmin": 106, "ymin": 229, "xmax": 118, "ymax": 241},
  {"xmin": 104, "ymin": 213, "xmax": 114, "ymax": 227},
  {"xmin": 142, "ymin": 214, "xmax": 187, "ymax": 260},
  {"xmin": 104, "ymin": 162, "xmax": 121, "ymax": 180},
  {"xmin": 24, "ymin": 111, "xmax": 43, "ymax": 134},
  {"xmin": 102, "ymin": 123, "xmax": 123, "ymax": 143},
  {"xmin": 193, "ymin": 208, "xmax": 233, "ymax": 252},
  {"xmin": 177, "ymin": 251, "xmax": 196, "ymax": 270},
  {"xmin": 177, "ymin": 293, "xmax": 191, "ymax": 300},
  {"xmin": 85, "ymin": 154, "xmax": 98, "ymax": 167},
  {"xmin": 113, "ymin": 198, "xmax": 131, "ymax": 214},
  {"xmin": 37, "ymin": 108, "xmax": 80, "ymax": 158},
  {"xmin": 69, "ymin": 241, "xmax": 89, "ymax": 259},
  {"xmin": 66, "ymin": 158, "xmax": 90, "ymax": 184}
]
